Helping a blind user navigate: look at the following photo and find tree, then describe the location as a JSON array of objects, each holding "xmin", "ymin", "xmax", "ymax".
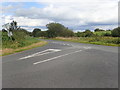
[
  {"xmin": 46, "ymin": 23, "xmax": 65, "ymax": 38},
  {"xmin": 40, "ymin": 31, "xmax": 47, "ymax": 37},
  {"xmin": 46, "ymin": 22, "xmax": 74, "ymax": 38},
  {"xmin": 32, "ymin": 28, "xmax": 41, "ymax": 37},
  {"xmin": 75, "ymin": 30, "xmax": 94, "ymax": 37},
  {"xmin": 94, "ymin": 28, "xmax": 105, "ymax": 32},
  {"xmin": 60, "ymin": 28, "xmax": 74, "ymax": 37},
  {"xmin": 111, "ymin": 27, "xmax": 120, "ymax": 37}
]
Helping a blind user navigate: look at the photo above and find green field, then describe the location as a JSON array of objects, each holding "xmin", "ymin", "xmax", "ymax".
[
  {"xmin": 94, "ymin": 31, "xmax": 111, "ymax": 36},
  {"xmin": 45, "ymin": 36, "xmax": 120, "ymax": 46}
]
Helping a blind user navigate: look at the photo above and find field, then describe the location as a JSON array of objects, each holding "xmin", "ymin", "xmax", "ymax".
[
  {"xmin": 94, "ymin": 31, "xmax": 111, "ymax": 36},
  {"xmin": 46, "ymin": 36, "xmax": 120, "ymax": 47}
]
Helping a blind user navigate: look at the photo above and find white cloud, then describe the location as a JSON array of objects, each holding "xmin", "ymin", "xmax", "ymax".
[
  {"xmin": 2, "ymin": 0, "xmax": 119, "ymax": 2},
  {"xmin": 3, "ymin": 15, "xmax": 52, "ymax": 27},
  {"xmin": 2, "ymin": 0, "xmax": 118, "ymax": 31},
  {"xmin": 92, "ymin": 24, "xmax": 118, "ymax": 30},
  {"xmin": 14, "ymin": 1, "xmax": 118, "ymax": 25}
]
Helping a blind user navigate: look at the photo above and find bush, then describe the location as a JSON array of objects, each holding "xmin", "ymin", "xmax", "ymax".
[
  {"xmin": 2, "ymin": 29, "xmax": 31, "ymax": 48},
  {"xmin": 104, "ymin": 33, "xmax": 112, "ymax": 36},
  {"xmin": 94, "ymin": 28, "xmax": 105, "ymax": 32},
  {"xmin": 12, "ymin": 30, "xmax": 27, "ymax": 41},
  {"xmin": 76, "ymin": 30, "xmax": 94, "ymax": 37},
  {"xmin": 84, "ymin": 30, "xmax": 94, "ymax": 37},
  {"xmin": 111, "ymin": 27, "xmax": 120, "ymax": 37},
  {"xmin": 89, "ymin": 37, "xmax": 100, "ymax": 42},
  {"xmin": 106, "ymin": 38, "xmax": 120, "ymax": 44},
  {"xmin": 94, "ymin": 31, "xmax": 112, "ymax": 36},
  {"xmin": 32, "ymin": 28, "xmax": 41, "ymax": 37}
]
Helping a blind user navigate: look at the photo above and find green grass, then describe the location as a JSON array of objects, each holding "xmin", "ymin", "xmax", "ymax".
[
  {"xmin": 2, "ymin": 36, "xmax": 40, "ymax": 49},
  {"xmin": 43, "ymin": 37, "xmax": 119, "ymax": 47},
  {"xmin": 2, "ymin": 41, "xmax": 47, "ymax": 56},
  {"xmin": 1, "ymin": 31, "xmax": 48, "ymax": 56},
  {"xmin": 94, "ymin": 31, "xmax": 111, "ymax": 36}
]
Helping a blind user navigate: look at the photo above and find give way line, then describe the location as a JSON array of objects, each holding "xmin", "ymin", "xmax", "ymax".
[
  {"xmin": 19, "ymin": 49, "xmax": 61, "ymax": 60},
  {"xmin": 33, "ymin": 49, "xmax": 82, "ymax": 65}
]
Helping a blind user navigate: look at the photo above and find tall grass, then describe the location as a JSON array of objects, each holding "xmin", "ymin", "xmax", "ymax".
[
  {"xmin": 2, "ymin": 31, "xmax": 40, "ymax": 49},
  {"xmin": 50, "ymin": 37, "xmax": 120, "ymax": 46},
  {"xmin": 1, "ymin": 31, "xmax": 47, "ymax": 56}
]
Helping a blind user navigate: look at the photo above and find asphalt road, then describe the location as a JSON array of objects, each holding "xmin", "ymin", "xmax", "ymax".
[{"xmin": 2, "ymin": 39, "xmax": 118, "ymax": 88}]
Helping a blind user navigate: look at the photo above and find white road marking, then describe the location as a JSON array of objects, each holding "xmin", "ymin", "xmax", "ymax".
[
  {"xmin": 83, "ymin": 47, "xmax": 91, "ymax": 49},
  {"xmin": 19, "ymin": 49, "xmax": 61, "ymax": 60},
  {"xmin": 52, "ymin": 42, "xmax": 72, "ymax": 46},
  {"xmin": 33, "ymin": 49, "xmax": 82, "ymax": 65}
]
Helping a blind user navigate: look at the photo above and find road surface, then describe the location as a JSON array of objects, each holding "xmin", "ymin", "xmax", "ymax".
[{"xmin": 2, "ymin": 39, "xmax": 118, "ymax": 88}]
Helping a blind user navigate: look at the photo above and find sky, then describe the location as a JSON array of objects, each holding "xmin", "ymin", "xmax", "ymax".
[{"xmin": 1, "ymin": 0, "xmax": 119, "ymax": 32}]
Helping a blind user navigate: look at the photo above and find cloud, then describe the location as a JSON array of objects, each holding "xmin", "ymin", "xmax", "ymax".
[
  {"xmin": 2, "ymin": 0, "xmax": 118, "ymax": 31},
  {"xmin": 4, "ymin": 15, "xmax": 52, "ymax": 26},
  {"xmin": 14, "ymin": 1, "xmax": 118, "ymax": 25},
  {"xmin": 92, "ymin": 24, "xmax": 118, "ymax": 30},
  {"xmin": 3, "ymin": 0, "xmax": 119, "ymax": 2}
]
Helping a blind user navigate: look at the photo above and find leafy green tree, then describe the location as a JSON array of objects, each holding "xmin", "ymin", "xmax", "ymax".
[
  {"xmin": 46, "ymin": 23, "xmax": 74, "ymax": 38},
  {"xmin": 46, "ymin": 23, "xmax": 65, "ymax": 38},
  {"xmin": 61, "ymin": 28, "xmax": 74, "ymax": 37},
  {"xmin": 75, "ymin": 32, "xmax": 84, "ymax": 37},
  {"xmin": 40, "ymin": 31, "xmax": 47, "ymax": 37},
  {"xmin": 32, "ymin": 28, "xmax": 41, "ymax": 37},
  {"xmin": 75, "ymin": 30, "xmax": 94, "ymax": 37},
  {"xmin": 94, "ymin": 28, "xmax": 105, "ymax": 32},
  {"xmin": 104, "ymin": 32, "xmax": 112, "ymax": 36},
  {"xmin": 84, "ymin": 30, "xmax": 94, "ymax": 37},
  {"xmin": 111, "ymin": 27, "xmax": 120, "ymax": 37}
]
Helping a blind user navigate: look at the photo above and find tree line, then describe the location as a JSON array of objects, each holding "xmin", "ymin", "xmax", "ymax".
[
  {"xmin": 32, "ymin": 23, "xmax": 120, "ymax": 38},
  {"xmin": 32, "ymin": 23, "xmax": 74, "ymax": 38},
  {"xmin": 2, "ymin": 21, "xmax": 120, "ymax": 40}
]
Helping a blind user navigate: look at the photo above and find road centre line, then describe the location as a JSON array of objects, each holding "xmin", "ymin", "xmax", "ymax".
[
  {"xmin": 33, "ymin": 49, "xmax": 82, "ymax": 65},
  {"xmin": 19, "ymin": 49, "xmax": 61, "ymax": 60},
  {"xmin": 52, "ymin": 42, "xmax": 71, "ymax": 46}
]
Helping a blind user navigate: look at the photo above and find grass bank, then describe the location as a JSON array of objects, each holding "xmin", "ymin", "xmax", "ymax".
[
  {"xmin": 1, "ymin": 31, "xmax": 48, "ymax": 56},
  {"xmin": 43, "ymin": 37, "xmax": 119, "ymax": 47},
  {"xmin": 1, "ymin": 38, "xmax": 47, "ymax": 56}
]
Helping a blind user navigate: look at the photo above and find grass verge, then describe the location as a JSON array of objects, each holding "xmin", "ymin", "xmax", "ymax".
[
  {"xmin": 1, "ymin": 41, "xmax": 47, "ymax": 56},
  {"xmin": 42, "ymin": 37, "xmax": 120, "ymax": 47}
]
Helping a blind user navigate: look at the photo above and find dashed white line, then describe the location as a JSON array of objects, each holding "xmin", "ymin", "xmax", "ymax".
[
  {"xmin": 83, "ymin": 47, "xmax": 91, "ymax": 49},
  {"xmin": 33, "ymin": 49, "xmax": 82, "ymax": 65},
  {"xmin": 52, "ymin": 42, "xmax": 71, "ymax": 46}
]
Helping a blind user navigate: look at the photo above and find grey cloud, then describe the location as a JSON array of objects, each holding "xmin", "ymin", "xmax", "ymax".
[{"xmin": 3, "ymin": 1, "xmax": 118, "ymax": 31}]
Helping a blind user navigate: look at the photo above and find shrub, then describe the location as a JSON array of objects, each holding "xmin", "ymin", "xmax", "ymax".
[
  {"xmin": 94, "ymin": 28, "xmax": 105, "ymax": 32},
  {"xmin": 84, "ymin": 30, "xmax": 94, "ymax": 37},
  {"xmin": 89, "ymin": 37, "xmax": 100, "ymax": 42},
  {"xmin": 104, "ymin": 33, "xmax": 112, "ymax": 36},
  {"xmin": 111, "ymin": 27, "xmax": 120, "ymax": 37},
  {"xmin": 106, "ymin": 38, "xmax": 120, "ymax": 44},
  {"xmin": 2, "ymin": 29, "xmax": 30, "ymax": 48},
  {"xmin": 32, "ymin": 28, "xmax": 41, "ymax": 37}
]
